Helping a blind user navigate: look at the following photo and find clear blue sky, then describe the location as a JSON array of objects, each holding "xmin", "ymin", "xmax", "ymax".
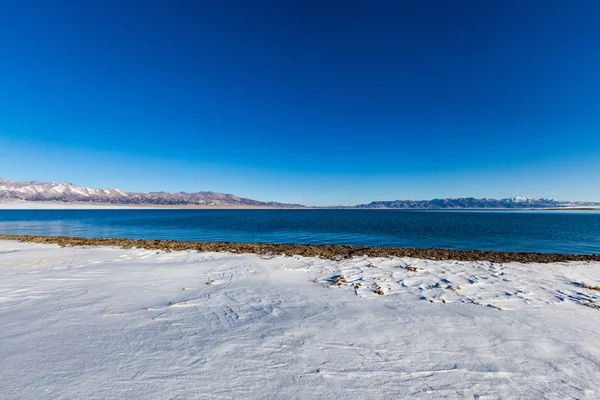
[{"xmin": 1, "ymin": 0, "xmax": 599, "ymax": 206}]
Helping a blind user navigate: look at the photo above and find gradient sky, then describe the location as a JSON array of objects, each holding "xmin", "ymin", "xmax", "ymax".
[{"xmin": 1, "ymin": 0, "xmax": 599, "ymax": 206}]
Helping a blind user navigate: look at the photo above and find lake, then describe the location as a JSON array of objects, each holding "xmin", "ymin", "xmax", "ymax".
[{"xmin": 1, "ymin": 209, "xmax": 599, "ymax": 254}]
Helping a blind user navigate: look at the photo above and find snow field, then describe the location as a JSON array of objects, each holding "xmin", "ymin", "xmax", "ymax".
[{"xmin": 1, "ymin": 240, "xmax": 600, "ymax": 399}]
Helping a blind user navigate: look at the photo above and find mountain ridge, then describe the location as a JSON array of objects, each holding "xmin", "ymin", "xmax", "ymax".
[
  {"xmin": 353, "ymin": 197, "xmax": 597, "ymax": 209},
  {"xmin": 1, "ymin": 178, "xmax": 598, "ymax": 208},
  {"xmin": 0, "ymin": 177, "xmax": 303, "ymax": 208}
]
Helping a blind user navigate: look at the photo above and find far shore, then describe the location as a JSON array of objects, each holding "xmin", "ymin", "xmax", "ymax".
[
  {"xmin": 542, "ymin": 207, "xmax": 600, "ymax": 211},
  {"xmin": 1, "ymin": 200, "xmax": 599, "ymax": 211},
  {"xmin": 1, "ymin": 234, "xmax": 599, "ymax": 263}
]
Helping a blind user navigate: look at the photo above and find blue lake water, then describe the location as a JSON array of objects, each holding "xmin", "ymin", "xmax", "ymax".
[{"xmin": 0, "ymin": 209, "xmax": 599, "ymax": 254}]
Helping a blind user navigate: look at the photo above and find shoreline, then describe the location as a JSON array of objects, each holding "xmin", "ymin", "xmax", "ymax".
[{"xmin": 1, "ymin": 234, "xmax": 599, "ymax": 263}]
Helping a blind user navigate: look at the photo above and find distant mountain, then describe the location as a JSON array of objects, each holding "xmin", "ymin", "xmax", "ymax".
[
  {"xmin": 0, "ymin": 178, "xmax": 303, "ymax": 208},
  {"xmin": 355, "ymin": 197, "xmax": 600, "ymax": 209},
  {"xmin": 2, "ymin": 177, "xmax": 598, "ymax": 209}
]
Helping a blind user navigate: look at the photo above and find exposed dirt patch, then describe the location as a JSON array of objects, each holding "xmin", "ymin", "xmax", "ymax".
[{"xmin": 580, "ymin": 282, "xmax": 600, "ymax": 291}]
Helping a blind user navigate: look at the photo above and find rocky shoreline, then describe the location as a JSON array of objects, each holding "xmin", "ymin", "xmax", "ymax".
[{"xmin": 1, "ymin": 234, "xmax": 599, "ymax": 263}]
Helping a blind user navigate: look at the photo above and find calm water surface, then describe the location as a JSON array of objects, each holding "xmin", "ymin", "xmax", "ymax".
[{"xmin": 1, "ymin": 209, "xmax": 599, "ymax": 254}]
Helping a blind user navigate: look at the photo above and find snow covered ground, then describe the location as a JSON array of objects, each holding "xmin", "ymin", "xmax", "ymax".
[{"xmin": 1, "ymin": 240, "xmax": 600, "ymax": 399}]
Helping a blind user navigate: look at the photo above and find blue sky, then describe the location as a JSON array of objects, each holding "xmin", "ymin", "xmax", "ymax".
[{"xmin": 1, "ymin": 0, "xmax": 599, "ymax": 206}]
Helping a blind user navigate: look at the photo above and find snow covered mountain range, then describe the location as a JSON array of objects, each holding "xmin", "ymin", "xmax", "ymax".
[
  {"xmin": 0, "ymin": 178, "xmax": 302, "ymax": 207},
  {"xmin": 354, "ymin": 197, "xmax": 600, "ymax": 209},
  {"xmin": 0, "ymin": 177, "xmax": 597, "ymax": 208}
]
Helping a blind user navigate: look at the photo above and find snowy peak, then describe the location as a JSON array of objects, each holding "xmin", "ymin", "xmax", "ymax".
[
  {"xmin": 509, "ymin": 196, "xmax": 539, "ymax": 203},
  {"xmin": 0, "ymin": 180, "xmax": 123, "ymax": 198}
]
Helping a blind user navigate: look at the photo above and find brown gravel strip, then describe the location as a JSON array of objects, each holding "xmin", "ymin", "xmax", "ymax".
[{"xmin": 0, "ymin": 234, "xmax": 599, "ymax": 263}]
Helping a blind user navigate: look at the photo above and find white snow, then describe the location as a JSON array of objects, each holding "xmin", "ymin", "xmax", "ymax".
[
  {"xmin": 1, "ymin": 240, "xmax": 600, "ymax": 399},
  {"xmin": 511, "ymin": 196, "xmax": 537, "ymax": 203}
]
